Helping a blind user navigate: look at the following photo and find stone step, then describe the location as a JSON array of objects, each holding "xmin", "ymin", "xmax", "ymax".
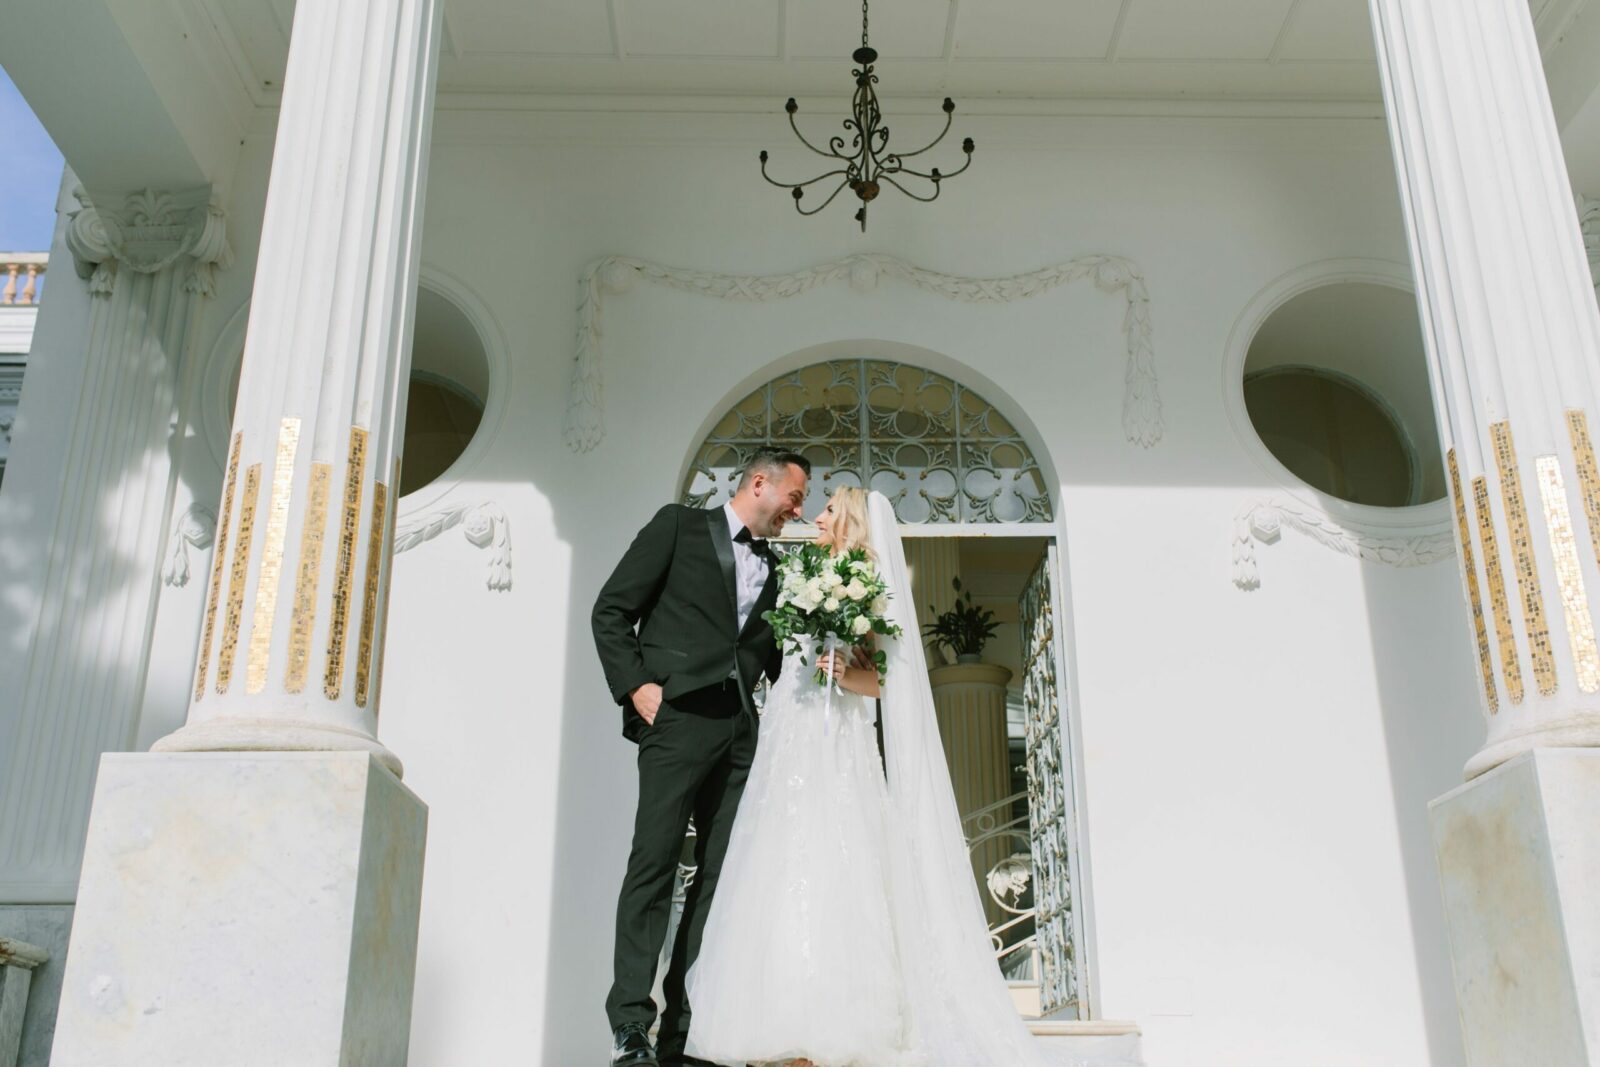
[
  {"xmin": 1010, "ymin": 981, "xmax": 1144, "ymax": 1063},
  {"xmin": 645, "ymin": 1003, "xmax": 1146, "ymax": 1065},
  {"xmin": 1027, "ymin": 1018, "xmax": 1144, "ymax": 1065}
]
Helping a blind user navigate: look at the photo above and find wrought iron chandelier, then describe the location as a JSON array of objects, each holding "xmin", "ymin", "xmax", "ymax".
[{"xmin": 760, "ymin": 0, "xmax": 974, "ymax": 232}]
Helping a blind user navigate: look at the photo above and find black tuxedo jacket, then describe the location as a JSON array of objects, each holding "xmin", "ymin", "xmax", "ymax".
[{"xmin": 592, "ymin": 504, "xmax": 782, "ymax": 743}]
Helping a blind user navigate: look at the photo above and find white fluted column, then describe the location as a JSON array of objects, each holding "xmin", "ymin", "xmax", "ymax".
[
  {"xmin": 930, "ymin": 662, "xmax": 1014, "ymax": 924},
  {"xmin": 1583, "ymin": 196, "xmax": 1599, "ymax": 297},
  {"xmin": 1370, "ymin": 0, "xmax": 1600, "ymax": 779},
  {"xmin": 49, "ymin": 4, "xmax": 441, "ymax": 1061},
  {"xmin": 1371, "ymin": 3, "xmax": 1600, "ymax": 1060},
  {"xmin": 905, "ymin": 538, "xmax": 960, "ymax": 666},
  {"xmin": 0, "ymin": 187, "xmax": 230, "ymax": 900},
  {"xmin": 152, "ymin": 0, "xmax": 443, "ymax": 776}
]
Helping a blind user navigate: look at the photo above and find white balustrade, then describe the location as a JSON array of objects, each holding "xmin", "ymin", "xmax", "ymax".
[{"xmin": 0, "ymin": 254, "xmax": 46, "ymax": 306}]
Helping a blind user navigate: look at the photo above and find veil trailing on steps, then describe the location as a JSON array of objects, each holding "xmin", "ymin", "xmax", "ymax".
[{"xmin": 866, "ymin": 490, "xmax": 1070, "ymax": 1066}]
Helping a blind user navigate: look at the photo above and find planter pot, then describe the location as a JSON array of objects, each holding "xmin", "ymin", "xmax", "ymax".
[{"xmin": 955, "ymin": 652, "xmax": 983, "ymax": 664}]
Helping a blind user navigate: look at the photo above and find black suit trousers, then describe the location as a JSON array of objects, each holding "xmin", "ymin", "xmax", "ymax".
[{"xmin": 605, "ymin": 683, "xmax": 758, "ymax": 1053}]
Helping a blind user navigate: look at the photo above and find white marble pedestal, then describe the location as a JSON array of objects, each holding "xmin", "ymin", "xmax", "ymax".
[
  {"xmin": 50, "ymin": 752, "xmax": 427, "ymax": 1067},
  {"xmin": 1431, "ymin": 749, "xmax": 1600, "ymax": 1066}
]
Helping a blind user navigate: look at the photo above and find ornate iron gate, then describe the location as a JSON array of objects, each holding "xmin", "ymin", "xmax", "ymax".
[{"xmin": 1019, "ymin": 547, "xmax": 1084, "ymax": 1017}]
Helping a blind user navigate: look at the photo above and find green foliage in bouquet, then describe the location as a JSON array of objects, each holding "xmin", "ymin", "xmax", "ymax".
[
  {"xmin": 763, "ymin": 543, "xmax": 903, "ymax": 683},
  {"xmin": 922, "ymin": 575, "xmax": 999, "ymax": 659}
]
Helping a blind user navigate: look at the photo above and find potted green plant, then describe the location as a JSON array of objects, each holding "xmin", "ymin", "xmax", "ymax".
[{"xmin": 923, "ymin": 576, "xmax": 1000, "ymax": 664}]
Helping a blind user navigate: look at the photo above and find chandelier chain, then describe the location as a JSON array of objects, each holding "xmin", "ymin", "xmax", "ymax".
[{"xmin": 862, "ymin": 0, "xmax": 870, "ymax": 48}]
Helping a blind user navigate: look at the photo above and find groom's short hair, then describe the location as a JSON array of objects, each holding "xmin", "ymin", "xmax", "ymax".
[{"xmin": 737, "ymin": 448, "xmax": 811, "ymax": 490}]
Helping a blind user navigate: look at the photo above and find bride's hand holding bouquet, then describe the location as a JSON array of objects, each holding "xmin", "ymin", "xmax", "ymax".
[{"xmin": 763, "ymin": 543, "xmax": 902, "ymax": 687}]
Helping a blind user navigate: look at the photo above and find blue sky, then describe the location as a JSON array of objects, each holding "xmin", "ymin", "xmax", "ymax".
[{"xmin": 0, "ymin": 63, "xmax": 65, "ymax": 251}]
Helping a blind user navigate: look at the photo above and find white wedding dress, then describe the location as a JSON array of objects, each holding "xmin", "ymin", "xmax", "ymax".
[{"xmin": 686, "ymin": 492, "xmax": 1079, "ymax": 1067}]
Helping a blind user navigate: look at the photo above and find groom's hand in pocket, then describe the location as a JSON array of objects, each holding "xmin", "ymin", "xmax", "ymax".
[{"xmin": 630, "ymin": 682, "xmax": 664, "ymax": 725}]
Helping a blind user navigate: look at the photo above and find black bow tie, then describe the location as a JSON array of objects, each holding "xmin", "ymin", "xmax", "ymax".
[{"xmin": 734, "ymin": 526, "xmax": 771, "ymax": 553}]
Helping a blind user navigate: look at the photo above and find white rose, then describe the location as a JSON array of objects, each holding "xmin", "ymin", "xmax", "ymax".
[
  {"xmin": 806, "ymin": 577, "xmax": 825, "ymax": 596},
  {"xmin": 870, "ymin": 595, "xmax": 889, "ymax": 616},
  {"xmin": 823, "ymin": 597, "xmax": 841, "ymax": 612},
  {"xmin": 852, "ymin": 615, "xmax": 872, "ymax": 636},
  {"xmin": 826, "ymin": 570, "xmax": 846, "ymax": 589},
  {"xmin": 844, "ymin": 579, "xmax": 868, "ymax": 601}
]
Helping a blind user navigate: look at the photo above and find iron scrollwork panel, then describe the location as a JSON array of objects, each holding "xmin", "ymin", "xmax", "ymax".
[
  {"xmin": 1020, "ymin": 554, "xmax": 1079, "ymax": 1017},
  {"xmin": 682, "ymin": 358, "xmax": 1052, "ymax": 526}
]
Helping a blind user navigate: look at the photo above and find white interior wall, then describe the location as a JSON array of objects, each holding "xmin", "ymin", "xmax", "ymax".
[{"xmin": 136, "ymin": 105, "xmax": 1483, "ymax": 1066}]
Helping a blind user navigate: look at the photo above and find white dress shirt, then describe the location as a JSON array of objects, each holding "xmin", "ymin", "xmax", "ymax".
[{"xmin": 723, "ymin": 502, "xmax": 770, "ymax": 634}]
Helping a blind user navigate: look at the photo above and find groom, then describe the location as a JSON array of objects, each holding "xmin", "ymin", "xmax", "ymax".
[{"xmin": 593, "ymin": 449, "xmax": 810, "ymax": 1066}]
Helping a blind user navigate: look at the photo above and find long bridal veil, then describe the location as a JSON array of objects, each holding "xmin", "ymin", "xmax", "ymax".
[{"xmin": 866, "ymin": 491, "xmax": 1074, "ymax": 1067}]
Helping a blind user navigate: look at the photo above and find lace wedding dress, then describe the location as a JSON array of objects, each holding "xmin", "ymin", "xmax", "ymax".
[
  {"xmin": 686, "ymin": 492, "xmax": 1079, "ymax": 1067},
  {"xmin": 685, "ymin": 633, "xmax": 918, "ymax": 1066}
]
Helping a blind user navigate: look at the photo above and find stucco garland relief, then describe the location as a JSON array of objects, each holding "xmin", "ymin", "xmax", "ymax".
[
  {"xmin": 564, "ymin": 252, "xmax": 1161, "ymax": 453},
  {"xmin": 1232, "ymin": 498, "xmax": 1456, "ymax": 591},
  {"xmin": 161, "ymin": 504, "xmax": 218, "ymax": 588},
  {"xmin": 393, "ymin": 501, "xmax": 512, "ymax": 591}
]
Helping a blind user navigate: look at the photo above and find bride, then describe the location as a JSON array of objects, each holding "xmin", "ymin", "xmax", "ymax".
[{"xmin": 685, "ymin": 487, "xmax": 1076, "ymax": 1067}]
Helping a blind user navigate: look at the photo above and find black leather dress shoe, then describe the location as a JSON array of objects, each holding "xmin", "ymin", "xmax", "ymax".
[{"xmin": 610, "ymin": 1023, "xmax": 657, "ymax": 1065}]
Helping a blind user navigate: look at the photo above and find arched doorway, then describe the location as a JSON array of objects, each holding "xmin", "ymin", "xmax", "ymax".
[{"xmin": 673, "ymin": 355, "xmax": 1091, "ymax": 1020}]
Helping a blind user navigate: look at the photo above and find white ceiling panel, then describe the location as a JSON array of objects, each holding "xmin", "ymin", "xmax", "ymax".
[
  {"xmin": 787, "ymin": 0, "xmax": 951, "ymax": 60},
  {"xmin": 952, "ymin": 0, "xmax": 1125, "ymax": 60},
  {"xmin": 1116, "ymin": 0, "xmax": 1300, "ymax": 60},
  {"xmin": 451, "ymin": 0, "xmax": 616, "ymax": 56},
  {"xmin": 1275, "ymin": 0, "xmax": 1374, "ymax": 62},
  {"xmin": 209, "ymin": 0, "xmax": 291, "ymax": 88},
  {"xmin": 205, "ymin": 0, "xmax": 1394, "ymax": 101},
  {"xmin": 618, "ymin": 0, "xmax": 782, "ymax": 58}
]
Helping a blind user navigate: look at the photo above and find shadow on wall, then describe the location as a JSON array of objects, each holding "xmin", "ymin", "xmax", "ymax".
[
  {"xmin": 540, "ymin": 491, "xmax": 655, "ymax": 1063},
  {"xmin": 1361, "ymin": 559, "xmax": 1478, "ymax": 1066}
]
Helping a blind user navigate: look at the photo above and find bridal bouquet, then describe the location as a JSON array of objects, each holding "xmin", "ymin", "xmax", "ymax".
[{"xmin": 764, "ymin": 544, "xmax": 902, "ymax": 685}]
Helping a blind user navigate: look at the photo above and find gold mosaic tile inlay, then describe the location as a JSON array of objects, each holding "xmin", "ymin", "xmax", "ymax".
[
  {"xmin": 217, "ymin": 462, "xmax": 262, "ymax": 694},
  {"xmin": 1536, "ymin": 456, "xmax": 1600, "ymax": 693},
  {"xmin": 246, "ymin": 418, "xmax": 300, "ymax": 694},
  {"xmin": 1566, "ymin": 410, "xmax": 1600, "ymax": 572},
  {"xmin": 354, "ymin": 473, "xmax": 389, "ymax": 709},
  {"xmin": 1449, "ymin": 451, "xmax": 1498, "ymax": 712},
  {"xmin": 286, "ymin": 462, "xmax": 332, "ymax": 693},
  {"xmin": 325, "ymin": 427, "xmax": 368, "ymax": 700},
  {"xmin": 370, "ymin": 455, "xmax": 402, "ymax": 715},
  {"xmin": 1491, "ymin": 422, "xmax": 1557, "ymax": 696},
  {"xmin": 1473, "ymin": 475, "xmax": 1523, "ymax": 705},
  {"xmin": 195, "ymin": 431, "xmax": 243, "ymax": 701}
]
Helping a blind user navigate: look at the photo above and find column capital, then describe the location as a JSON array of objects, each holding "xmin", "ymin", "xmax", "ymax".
[{"xmin": 65, "ymin": 186, "xmax": 233, "ymax": 298}]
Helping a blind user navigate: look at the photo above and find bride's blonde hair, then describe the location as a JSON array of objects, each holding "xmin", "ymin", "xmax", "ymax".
[{"xmin": 824, "ymin": 486, "xmax": 873, "ymax": 558}]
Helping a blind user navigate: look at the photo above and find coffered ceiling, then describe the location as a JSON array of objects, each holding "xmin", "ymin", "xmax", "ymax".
[{"xmin": 202, "ymin": 0, "xmax": 1586, "ymax": 106}]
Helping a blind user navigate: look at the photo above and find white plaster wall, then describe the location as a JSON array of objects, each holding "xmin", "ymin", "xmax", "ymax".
[{"xmin": 143, "ymin": 107, "xmax": 1481, "ymax": 1066}]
